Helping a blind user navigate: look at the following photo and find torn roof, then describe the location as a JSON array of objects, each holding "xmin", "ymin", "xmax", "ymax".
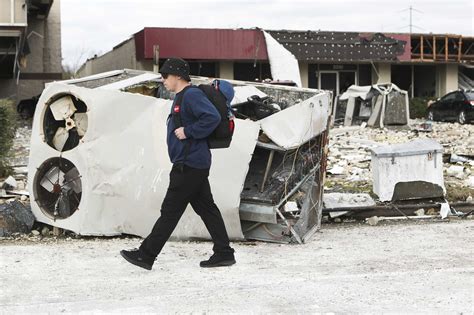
[{"xmin": 266, "ymin": 30, "xmax": 410, "ymax": 62}]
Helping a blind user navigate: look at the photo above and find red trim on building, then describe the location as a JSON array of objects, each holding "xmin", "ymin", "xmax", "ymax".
[
  {"xmin": 134, "ymin": 27, "xmax": 268, "ymax": 61},
  {"xmin": 385, "ymin": 33, "xmax": 411, "ymax": 61}
]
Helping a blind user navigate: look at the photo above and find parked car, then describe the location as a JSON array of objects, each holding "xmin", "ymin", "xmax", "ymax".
[{"xmin": 427, "ymin": 90, "xmax": 474, "ymax": 124}]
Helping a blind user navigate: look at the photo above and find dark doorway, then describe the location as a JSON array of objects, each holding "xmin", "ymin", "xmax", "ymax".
[
  {"xmin": 320, "ymin": 72, "xmax": 337, "ymax": 96},
  {"xmin": 358, "ymin": 64, "xmax": 372, "ymax": 86},
  {"xmin": 391, "ymin": 65, "xmax": 412, "ymax": 93},
  {"xmin": 414, "ymin": 65, "xmax": 436, "ymax": 97}
]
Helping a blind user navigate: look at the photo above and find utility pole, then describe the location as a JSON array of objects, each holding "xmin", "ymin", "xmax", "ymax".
[
  {"xmin": 400, "ymin": 5, "xmax": 423, "ymax": 34},
  {"xmin": 409, "ymin": 5, "xmax": 413, "ymax": 34}
]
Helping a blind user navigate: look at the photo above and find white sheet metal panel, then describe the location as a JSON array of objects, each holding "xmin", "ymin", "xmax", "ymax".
[
  {"xmin": 46, "ymin": 70, "xmax": 124, "ymax": 87},
  {"xmin": 259, "ymin": 92, "xmax": 330, "ymax": 149},
  {"xmin": 339, "ymin": 85, "xmax": 372, "ymax": 100},
  {"xmin": 28, "ymin": 83, "xmax": 259, "ymax": 239},
  {"xmin": 263, "ymin": 31, "xmax": 302, "ymax": 87}
]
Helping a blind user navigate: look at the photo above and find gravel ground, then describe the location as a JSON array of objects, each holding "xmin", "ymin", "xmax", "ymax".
[{"xmin": 1, "ymin": 220, "xmax": 473, "ymax": 313}]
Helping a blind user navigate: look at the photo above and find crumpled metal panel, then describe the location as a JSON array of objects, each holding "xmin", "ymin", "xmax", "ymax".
[
  {"xmin": 28, "ymin": 83, "xmax": 260, "ymax": 239},
  {"xmin": 259, "ymin": 92, "xmax": 330, "ymax": 149}
]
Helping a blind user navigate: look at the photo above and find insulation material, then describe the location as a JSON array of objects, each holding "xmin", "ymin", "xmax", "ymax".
[
  {"xmin": 263, "ymin": 31, "xmax": 302, "ymax": 87},
  {"xmin": 259, "ymin": 92, "xmax": 329, "ymax": 149},
  {"xmin": 28, "ymin": 83, "xmax": 260, "ymax": 239},
  {"xmin": 231, "ymin": 86, "xmax": 267, "ymax": 105}
]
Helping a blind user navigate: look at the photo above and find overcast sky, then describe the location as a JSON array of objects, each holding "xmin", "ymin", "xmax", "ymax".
[{"xmin": 61, "ymin": 0, "xmax": 473, "ymax": 68}]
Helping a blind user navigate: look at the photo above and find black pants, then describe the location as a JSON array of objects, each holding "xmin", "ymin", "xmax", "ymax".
[{"xmin": 140, "ymin": 164, "xmax": 234, "ymax": 258}]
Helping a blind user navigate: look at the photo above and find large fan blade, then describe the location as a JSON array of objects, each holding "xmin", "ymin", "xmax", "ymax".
[
  {"xmin": 52, "ymin": 127, "xmax": 69, "ymax": 151},
  {"xmin": 39, "ymin": 166, "xmax": 65, "ymax": 192},
  {"xmin": 73, "ymin": 113, "xmax": 88, "ymax": 137},
  {"xmin": 64, "ymin": 167, "xmax": 82, "ymax": 194},
  {"xmin": 50, "ymin": 96, "xmax": 77, "ymax": 121}
]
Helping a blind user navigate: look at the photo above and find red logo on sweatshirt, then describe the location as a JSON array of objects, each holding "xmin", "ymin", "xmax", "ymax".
[{"xmin": 173, "ymin": 105, "xmax": 180, "ymax": 113}]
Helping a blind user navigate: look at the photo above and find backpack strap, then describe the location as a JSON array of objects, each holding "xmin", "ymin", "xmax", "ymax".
[
  {"xmin": 171, "ymin": 85, "xmax": 195, "ymax": 171},
  {"xmin": 172, "ymin": 85, "xmax": 195, "ymax": 130}
]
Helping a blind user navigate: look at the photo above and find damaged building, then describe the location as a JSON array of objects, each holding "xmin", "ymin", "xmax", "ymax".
[
  {"xmin": 0, "ymin": 0, "xmax": 62, "ymax": 102},
  {"xmin": 77, "ymin": 27, "xmax": 473, "ymax": 99}
]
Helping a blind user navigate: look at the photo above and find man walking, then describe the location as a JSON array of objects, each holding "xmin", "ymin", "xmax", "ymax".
[{"xmin": 120, "ymin": 58, "xmax": 235, "ymax": 270}]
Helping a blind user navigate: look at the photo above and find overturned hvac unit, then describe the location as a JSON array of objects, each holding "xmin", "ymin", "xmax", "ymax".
[
  {"xmin": 334, "ymin": 83, "xmax": 409, "ymax": 128},
  {"xmin": 27, "ymin": 70, "xmax": 331, "ymax": 243}
]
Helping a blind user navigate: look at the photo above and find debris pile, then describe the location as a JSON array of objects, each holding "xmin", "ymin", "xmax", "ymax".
[
  {"xmin": 325, "ymin": 119, "xmax": 473, "ymax": 223},
  {"xmin": 327, "ymin": 120, "xmax": 474, "ymax": 195}
]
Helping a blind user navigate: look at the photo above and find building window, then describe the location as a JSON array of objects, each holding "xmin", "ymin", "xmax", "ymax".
[
  {"xmin": 188, "ymin": 62, "xmax": 217, "ymax": 77},
  {"xmin": 233, "ymin": 62, "xmax": 271, "ymax": 82},
  {"xmin": 157, "ymin": 60, "xmax": 217, "ymax": 77},
  {"xmin": 358, "ymin": 64, "xmax": 372, "ymax": 86}
]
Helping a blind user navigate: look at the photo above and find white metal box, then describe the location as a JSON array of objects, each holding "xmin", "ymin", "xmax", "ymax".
[{"xmin": 370, "ymin": 139, "xmax": 445, "ymax": 201}]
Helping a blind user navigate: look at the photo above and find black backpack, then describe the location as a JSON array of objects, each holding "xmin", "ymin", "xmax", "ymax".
[{"xmin": 172, "ymin": 85, "xmax": 234, "ymax": 149}]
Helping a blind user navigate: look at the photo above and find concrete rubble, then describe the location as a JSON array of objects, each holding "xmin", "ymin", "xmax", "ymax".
[{"xmin": 323, "ymin": 193, "xmax": 375, "ymax": 218}]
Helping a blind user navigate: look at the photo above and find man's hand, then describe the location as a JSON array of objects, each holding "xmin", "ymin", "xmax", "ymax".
[{"xmin": 174, "ymin": 127, "xmax": 187, "ymax": 140}]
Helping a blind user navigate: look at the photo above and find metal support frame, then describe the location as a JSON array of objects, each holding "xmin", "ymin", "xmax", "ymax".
[
  {"xmin": 242, "ymin": 123, "xmax": 331, "ymax": 244},
  {"xmin": 260, "ymin": 150, "xmax": 274, "ymax": 192}
]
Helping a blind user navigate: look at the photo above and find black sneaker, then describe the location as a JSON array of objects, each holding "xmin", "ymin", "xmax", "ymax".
[
  {"xmin": 200, "ymin": 253, "xmax": 236, "ymax": 268},
  {"xmin": 120, "ymin": 249, "xmax": 154, "ymax": 270}
]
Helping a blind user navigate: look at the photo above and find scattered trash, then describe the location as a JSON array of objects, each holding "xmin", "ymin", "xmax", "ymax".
[
  {"xmin": 324, "ymin": 193, "xmax": 375, "ymax": 218},
  {"xmin": 465, "ymin": 176, "xmax": 474, "ymax": 188},
  {"xmin": 412, "ymin": 122, "xmax": 433, "ymax": 132},
  {"xmin": 367, "ymin": 216, "xmax": 380, "ymax": 226},
  {"xmin": 366, "ymin": 215, "xmax": 442, "ymax": 225},
  {"xmin": 41, "ymin": 226, "xmax": 50, "ymax": 236},
  {"xmin": 3, "ymin": 176, "xmax": 18, "ymax": 189},
  {"xmin": 283, "ymin": 201, "xmax": 299, "ymax": 213},
  {"xmin": 440, "ymin": 202, "xmax": 452, "ymax": 219},
  {"xmin": 327, "ymin": 166, "xmax": 345, "ymax": 175},
  {"xmin": 446, "ymin": 165, "xmax": 465, "ymax": 179},
  {"xmin": 450, "ymin": 154, "xmax": 472, "ymax": 164},
  {"xmin": 414, "ymin": 208, "xmax": 425, "ymax": 216}
]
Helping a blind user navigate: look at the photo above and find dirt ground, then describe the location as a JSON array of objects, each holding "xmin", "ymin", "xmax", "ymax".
[{"xmin": 1, "ymin": 220, "xmax": 473, "ymax": 313}]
